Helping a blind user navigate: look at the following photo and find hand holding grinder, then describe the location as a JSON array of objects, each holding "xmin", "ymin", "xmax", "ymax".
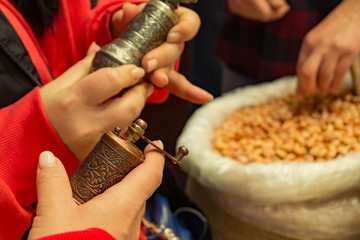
[{"xmin": 70, "ymin": 0, "xmax": 197, "ymax": 205}]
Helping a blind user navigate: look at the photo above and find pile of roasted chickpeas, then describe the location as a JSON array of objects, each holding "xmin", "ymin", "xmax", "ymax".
[{"xmin": 213, "ymin": 91, "xmax": 360, "ymax": 164}]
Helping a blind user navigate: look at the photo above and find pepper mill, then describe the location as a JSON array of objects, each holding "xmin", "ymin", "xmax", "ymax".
[
  {"xmin": 70, "ymin": 119, "xmax": 189, "ymax": 205},
  {"xmin": 70, "ymin": 0, "xmax": 195, "ymax": 204},
  {"xmin": 91, "ymin": 0, "xmax": 198, "ymax": 71}
]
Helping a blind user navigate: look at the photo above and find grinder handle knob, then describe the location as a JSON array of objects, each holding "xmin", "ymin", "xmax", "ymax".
[{"xmin": 175, "ymin": 146, "xmax": 189, "ymax": 161}]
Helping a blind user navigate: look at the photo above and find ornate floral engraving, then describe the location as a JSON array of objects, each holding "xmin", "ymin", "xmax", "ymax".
[
  {"xmin": 70, "ymin": 136, "xmax": 143, "ymax": 204},
  {"xmin": 91, "ymin": 0, "xmax": 177, "ymax": 71}
]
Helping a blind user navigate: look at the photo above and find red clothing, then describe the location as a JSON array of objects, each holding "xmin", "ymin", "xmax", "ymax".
[
  {"xmin": 38, "ymin": 0, "xmax": 169, "ymax": 102},
  {"xmin": 0, "ymin": 0, "xmax": 161, "ymax": 239},
  {"xmin": 29, "ymin": 228, "xmax": 115, "ymax": 240}
]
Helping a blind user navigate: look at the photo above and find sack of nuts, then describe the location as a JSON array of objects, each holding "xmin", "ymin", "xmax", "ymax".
[{"xmin": 177, "ymin": 75, "xmax": 360, "ymax": 240}]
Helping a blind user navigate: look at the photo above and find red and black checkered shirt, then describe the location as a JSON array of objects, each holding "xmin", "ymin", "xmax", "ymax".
[{"xmin": 216, "ymin": 0, "xmax": 342, "ymax": 83}]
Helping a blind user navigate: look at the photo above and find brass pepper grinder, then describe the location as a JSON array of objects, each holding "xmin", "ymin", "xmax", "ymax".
[
  {"xmin": 70, "ymin": 119, "xmax": 189, "ymax": 205},
  {"xmin": 91, "ymin": 0, "xmax": 198, "ymax": 71},
  {"xmin": 70, "ymin": 0, "xmax": 195, "ymax": 204}
]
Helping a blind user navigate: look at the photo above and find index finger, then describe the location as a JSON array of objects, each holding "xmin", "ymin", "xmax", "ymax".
[
  {"xmin": 167, "ymin": 6, "xmax": 201, "ymax": 42},
  {"xmin": 74, "ymin": 65, "xmax": 145, "ymax": 105},
  {"xmin": 101, "ymin": 141, "xmax": 165, "ymax": 204},
  {"xmin": 296, "ymin": 52, "xmax": 322, "ymax": 100},
  {"xmin": 111, "ymin": 3, "xmax": 146, "ymax": 37},
  {"xmin": 267, "ymin": 0, "xmax": 289, "ymax": 9},
  {"xmin": 165, "ymin": 70, "xmax": 214, "ymax": 104},
  {"xmin": 54, "ymin": 55, "xmax": 94, "ymax": 89}
]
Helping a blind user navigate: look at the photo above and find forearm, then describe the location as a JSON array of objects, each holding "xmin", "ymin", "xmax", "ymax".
[{"xmin": 0, "ymin": 88, "xmax": 79, "ymax": 208}]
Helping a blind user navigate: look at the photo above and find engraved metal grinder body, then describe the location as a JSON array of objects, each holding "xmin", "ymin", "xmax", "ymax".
[
  {"xmin": 70, "ymin": 0, "xmax": 195, "ymax": 205},
  {"xmin": 91, "ymin": 0, "xmax": 198, "ymax": 71},
  {"xmin": 70, "ymin": 119, "xmax": 189, "ymax": 205}
]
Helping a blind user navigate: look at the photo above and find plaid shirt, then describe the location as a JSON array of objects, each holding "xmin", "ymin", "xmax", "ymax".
[{"xmin": 216, "ymin": 0, "xmax": 342, "ymax": 83}]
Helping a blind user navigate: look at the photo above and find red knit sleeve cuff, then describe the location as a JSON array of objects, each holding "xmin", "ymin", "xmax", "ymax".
[
  {"xmin": 35, "ymin": 228, "xmax": 116, "ymax": 240},
  {"xmin": 0, "ymin": 88, "xmax": 79, "ymax": 207}
]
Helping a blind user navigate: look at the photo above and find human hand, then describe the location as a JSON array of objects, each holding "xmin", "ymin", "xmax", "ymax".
[
  {"xmin": 227, "ymin": 0, "xmax": 290, "ymax": 22},
  {"xmin": 295, "ymin": 0, "xmax": 360, "ymax": 100},
  {"xmin": 28, "ymin": 146, "xmax": 164, "ymax": 240},
  {"xmin": 111, "ymin": 3, "xmax": 213, "ymax": 104},
  {"xmin": 41, "ymin": 52, "xmax": 153, "ymax": 161}
]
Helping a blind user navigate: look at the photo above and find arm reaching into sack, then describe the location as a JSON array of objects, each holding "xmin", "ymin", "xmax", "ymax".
[{"xmin": 295, "ymin": 0, "xmax": 360, "ymax": 100}]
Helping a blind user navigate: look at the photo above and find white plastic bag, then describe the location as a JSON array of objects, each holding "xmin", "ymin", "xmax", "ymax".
[{"xmin": 177, "ymin": 76, "xmax": 360, "ymax": 239}]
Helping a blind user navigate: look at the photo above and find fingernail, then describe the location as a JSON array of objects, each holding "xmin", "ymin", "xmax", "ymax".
[
  {"xmin": 167, "ymin": 32, "xmax": 181, "ymax": 42},
  {"xmin": 162, "ymin": 74, "xmax": 169, "ymax": 86},
  {"xmin": 147, "ymin": 59, "xmax": 158, "ymax": 72},
  {"xmin": 131, "ymin": 67, "xmax": 145, "ymax": 82},
  {"xmin": 156, "ymin": 140, "xmax": 164, "ymax": 150},
  {"xmin": 87, "ymin": 42, "xmax": 99, "ymax": 55},
  {"xmin": 206, "ymin": 92, "xmax": 214, "ymax": 100},
  {"xmin": 145, "ymin": 83, "xmax": 154, "ymax": 97},
  {"xmin": 39, "ymin": 151, "xmax": 56, "ymax": 169}
]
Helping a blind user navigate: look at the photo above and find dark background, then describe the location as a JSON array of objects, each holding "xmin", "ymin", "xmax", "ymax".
[{"xmin": 138, "ymin": 48, "xmax": 192, "ymax": 185}]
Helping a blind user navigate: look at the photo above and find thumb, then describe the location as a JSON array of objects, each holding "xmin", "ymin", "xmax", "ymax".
[
  {"xmin": 36, "ymin": 151, "xmax": 74, "ymax": 213},
  {"xmin": 267, "ymin": 0, "xmax": 288, "ymax": 8},
  {"xmin": 86, "ymin": 42, "xmax": 101, "ymax": 56},
  {"xmin": 111, "ymin": 3, "xmax": 142, "ymax": 37},
  {"xmin": 267, "ymin": 0, "xmax": 290, "ymax": 17}
]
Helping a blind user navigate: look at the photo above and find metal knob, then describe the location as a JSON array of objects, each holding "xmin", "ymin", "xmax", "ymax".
[
  {"xmin": 174, "ymin": 146, "xmax": 189, "ymax": 161},
  {"xmin": 129, "ymin": 119, "xmax": 188, "ymax": 165}
]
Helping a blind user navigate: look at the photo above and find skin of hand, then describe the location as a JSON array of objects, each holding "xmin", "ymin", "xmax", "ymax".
[
  {"xmin": 227, "ymin": 0, "xmax": 290, "ymax": 22},
  {"xmin": 28, "ymin": 146, "xmax": 164, "ymax": 240},
  {"xmin": 110, "ymin": 3, "xmax": 213, "ymax": 104},
  {"xmin": 295, "ymin": 0, "xmax": 360, "ymax": 100},
  {"xmin": 40, "ymin": 51, "xmax": 154, "ymax": 161}
]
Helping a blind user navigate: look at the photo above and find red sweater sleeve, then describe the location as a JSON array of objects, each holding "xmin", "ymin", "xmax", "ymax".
[
  {"xmin": 0, "ymin": 88, "xmax": 79, "ymax": 239},
  {"xmin": 40, "ymin": 0, "xmax": 168, "ymax": 103},
  {"xmin": 35, "ymin": 228, "xmax": 116, "ymax": 240},
  {"xmin": 34, "ymin": 227, "xmax": 149, "ymax": 240}
]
